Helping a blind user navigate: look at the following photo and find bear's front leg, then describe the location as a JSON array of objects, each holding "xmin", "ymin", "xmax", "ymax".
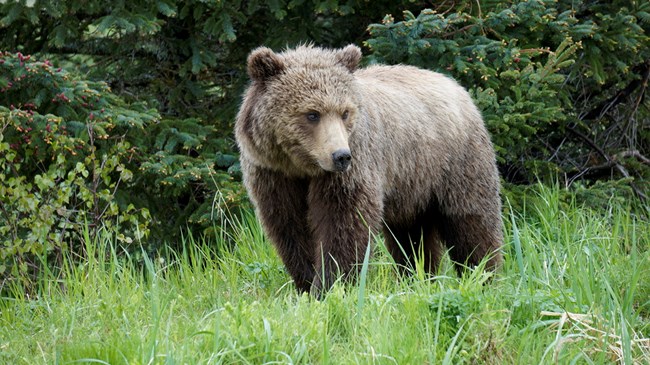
[
  {"xmin": 243, "ymin": 165, "xmax": 316, "ymax": 292},
  {"xmin": 307, "ymin": 174, "xmax": 383, "ymax": 296}
]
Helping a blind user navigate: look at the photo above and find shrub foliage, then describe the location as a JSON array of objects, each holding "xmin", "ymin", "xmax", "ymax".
[{"xmin": 0, "ymin": 51, "xmax": 156, "ymax": 278}]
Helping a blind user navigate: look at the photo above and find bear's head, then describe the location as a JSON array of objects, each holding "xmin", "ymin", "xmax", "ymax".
[{"xmin": 236, "ymin": 44, "xmax": 363, "ymax": 177}]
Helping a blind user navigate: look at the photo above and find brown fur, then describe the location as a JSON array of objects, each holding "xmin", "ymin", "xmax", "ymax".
[{"xmin": 235, "ymin": 44, "xmax": 503, "ymax": 295}]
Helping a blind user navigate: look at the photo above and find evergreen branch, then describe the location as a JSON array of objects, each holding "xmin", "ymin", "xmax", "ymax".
[
  {"xmin": 440, "ymin": 24, "xmax": 478, "ymax": 39},
  {"xmin": 582, "ymin": 60, "xmax": 650, "ymax": 121},
  {"xmin": 567, "ymin": 125, "xmax": 648, "ymax": 200}
]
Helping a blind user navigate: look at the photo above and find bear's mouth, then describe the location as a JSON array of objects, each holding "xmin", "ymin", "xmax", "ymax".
[
  {"xmin": 317, "ymin": 152, "xmax": 352, "ymax": 173},
  {"xmin": 316, "ymin": 151, "xmax": 352, "ymax": 173}
]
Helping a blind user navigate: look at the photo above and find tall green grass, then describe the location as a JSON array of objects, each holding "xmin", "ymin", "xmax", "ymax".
[{"xmin": 1, "ymin": 186, "xmax": 648, "ymax": 364}]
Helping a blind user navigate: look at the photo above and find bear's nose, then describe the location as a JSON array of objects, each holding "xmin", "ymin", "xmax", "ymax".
[{"xmin": 332, "ymin": 149, "xmax": 352, "ymax": 171}]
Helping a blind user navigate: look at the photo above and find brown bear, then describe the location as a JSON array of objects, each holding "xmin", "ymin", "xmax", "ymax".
[{"xmin": 235, "ymin": 44, "xmax": 503, "ymax": 295}]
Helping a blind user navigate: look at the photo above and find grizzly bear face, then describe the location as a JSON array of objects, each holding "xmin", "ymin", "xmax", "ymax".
[{"xmin": 237, "ymin": 45, "xmax": 364, "ymax": 177}]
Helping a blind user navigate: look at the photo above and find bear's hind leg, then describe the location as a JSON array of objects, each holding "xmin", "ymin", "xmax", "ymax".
[
  {"xmin": 383, "ymin": 226, "xmax": 415, "ymax": 273},
  {"xmin": 421, "ymin": 221, "xmax": 444, "ymax": 274},
  {"xmin": 440, "ymin": 213, "xmax": 503, "ymax": 273},
  {"xmin": 384, "ymin": 205, "xmax": 444, "ymax": 275}
]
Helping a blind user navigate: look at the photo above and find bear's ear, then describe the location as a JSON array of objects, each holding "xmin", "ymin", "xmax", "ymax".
[
  {"xmin": 335, "ymin": 44, "xmax": 362, "ymax": 72},
  {"xmin": 247, "ymin": 47, "xmax": 285, "ymax": 82}
]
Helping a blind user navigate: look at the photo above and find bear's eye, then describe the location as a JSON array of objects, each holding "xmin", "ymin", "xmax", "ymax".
[
  {"xmin": 306, "ymin": 112, "xmax": 320, "ymax": 123},
  {"xmin": 342, "ymin": 110, "xmax": 349, "ymax": 120}
]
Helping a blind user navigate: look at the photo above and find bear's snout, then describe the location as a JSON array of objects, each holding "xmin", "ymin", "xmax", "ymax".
[{"xmin": 332, "ymin": 149, "xmax": 352, "ymax": 171}]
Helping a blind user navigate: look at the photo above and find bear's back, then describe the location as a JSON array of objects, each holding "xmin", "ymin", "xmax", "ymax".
[
  {"xmin": 356, "ymin": 65, "xmax": 480, "ymax": 124},
  {"xmin": 353, "ymin": 64, "xmax": 482, "ymax": 148}
]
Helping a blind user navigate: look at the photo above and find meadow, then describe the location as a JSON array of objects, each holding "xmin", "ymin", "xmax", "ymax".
[{"xmin": 1, "ymin": 186, "xmax": 649, "ymax": 364}]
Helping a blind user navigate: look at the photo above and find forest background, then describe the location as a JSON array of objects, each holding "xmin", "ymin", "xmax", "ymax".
[{"xmin": 0, "ymin": 0, "xmax": 648, "ymax": 284}]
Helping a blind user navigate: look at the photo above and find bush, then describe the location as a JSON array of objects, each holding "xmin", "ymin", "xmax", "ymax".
[{"xmin": 0, "ymin": 51, "xmax": 156, "ymax": 282}]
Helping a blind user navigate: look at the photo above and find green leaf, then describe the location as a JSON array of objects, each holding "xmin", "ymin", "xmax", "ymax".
[
  {"xmin": 95, "ymin": 15, "xmax": 118, "ymax": 33},
  {"xmin": 50, "ymin": 24, "xmax": 69, "ymax": 47},
  {"xmin": 191, "ymin": 49, "xmax": 203, "ymax": 74},
  {"xmin": 157, "ymin": 1, "xmax": 177, "ymax": 17},
  {"xmin": 219, "ymin": 13, "xmax": 236, "ymax": 42},
  {"xmin": 34, "ymin": 89, "xmax": 48, "ymax": 107},
  {"xmin": 0, "ymin": 3, "xmax": 22, "ymax": 27}
]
